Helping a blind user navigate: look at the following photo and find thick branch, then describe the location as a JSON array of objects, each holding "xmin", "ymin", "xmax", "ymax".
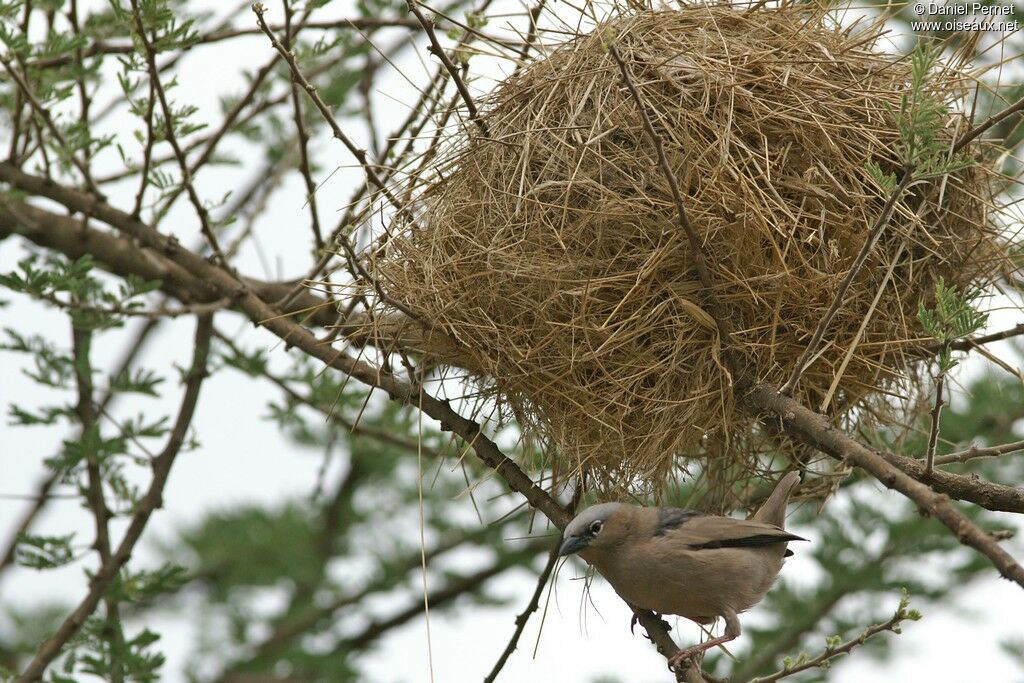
[
  {"xmin": 742, "ymin": 384, "xmax": 1024, "ymax": 588},
  {"xmin": 1, "ymin": 161, "xmax": 690, "ymax": 668},
  {"xmin": 883, "ymin": 451, "xmax": 1024, "ymax": 514}
]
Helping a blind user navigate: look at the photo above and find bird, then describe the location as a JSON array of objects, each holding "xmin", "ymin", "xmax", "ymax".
[{"xmin": 558, "ymin": 471, "xmax": 805, "ymax": 672}]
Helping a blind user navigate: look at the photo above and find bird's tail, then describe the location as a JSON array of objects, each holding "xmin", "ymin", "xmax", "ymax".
[{"xmin": 752, "ymin": 471, "xmax": 801, "ymax": 528}]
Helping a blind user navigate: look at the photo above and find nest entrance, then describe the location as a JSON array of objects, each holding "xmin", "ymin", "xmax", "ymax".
[{"xmin": 375, "ymin": 6, "xmax": 1006, "ymax": 495}]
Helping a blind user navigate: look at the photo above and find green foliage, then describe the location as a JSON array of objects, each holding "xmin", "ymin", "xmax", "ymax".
[
  {"xmin": 918, "ymin": 277, "xmax": 988, "ymax": 373},
  {"xmin": 886, "ymin": 43, "xmax": 974, "ymax": 177},
  {"xmin": 864, "ymin": 160, "xmax": 897, "ymax": 193},
  {"xmin": 0, "ymin": 254, "xmax": 161, "ymax": 331},
  {"xmin": 14, "ymin": 532, "xmax": 78, "ymax": 570}
]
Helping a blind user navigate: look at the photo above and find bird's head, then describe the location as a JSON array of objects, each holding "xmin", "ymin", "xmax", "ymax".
[{"xmin": 558, "ymin": 502, "xmax": 628, "ymax": 557}]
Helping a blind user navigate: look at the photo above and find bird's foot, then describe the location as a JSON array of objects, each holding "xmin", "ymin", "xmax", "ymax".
[
  {"xmin": 630, "ymin": 610, "xmax": 671, "ymax": 641},
  {"xmin": 667, "ymin": 645, "xmax": 702, "ymax": 672}
]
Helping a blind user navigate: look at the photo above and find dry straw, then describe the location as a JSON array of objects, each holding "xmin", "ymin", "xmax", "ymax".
[{"xmin": 371, "ymin": 5, "xmax": 1010, "ymax": 496}]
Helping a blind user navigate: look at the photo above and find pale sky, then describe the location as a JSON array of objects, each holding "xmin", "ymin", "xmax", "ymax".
[{"xmin": 1, "ymin": 2, "xmax": 1022, "ymax": 682}]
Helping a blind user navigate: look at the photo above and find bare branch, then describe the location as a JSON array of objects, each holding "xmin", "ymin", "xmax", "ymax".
[
  {"xmin": 948, "ymin": 323, "xmax": 1024, "ymax": 351},
  {"xmin": 26, "ymin": 17, "xmax": 428, "ymax": 69},
  {"xmin": 484, "ymin": 533, "xmax": 561, "ymax": 682},
  {"xmin": 935, "ymin": 438, "xmax": 1024, "ymax": 466},
  {"xmin": 406, "ymin": 0, "xmax": 488, "ymax": 136},
  {"xmin": 952, "ymin": 94, "xmax": 1024, "ymax": 154},
  {"xmin": 283, "ymin": 0, "xmax": 325, "ymax": 252},
  {"xmin": 883, "ymin": 450, "xmax": 1024, "ymax": 514},
  {"xmin": 743, "ymin": 383, "xmax": 1024, "ymax": 588}
]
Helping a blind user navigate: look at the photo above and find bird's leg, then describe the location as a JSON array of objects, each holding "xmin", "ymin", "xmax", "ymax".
[{"xmin": 668, "ymin": 609, "xmax": 740, "ymax": 672}]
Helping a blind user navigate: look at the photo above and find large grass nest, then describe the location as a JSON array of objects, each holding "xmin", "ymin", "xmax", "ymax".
[{"xmin": 374, "ymin": 5, "xmax": 1009, "ymax": 495}]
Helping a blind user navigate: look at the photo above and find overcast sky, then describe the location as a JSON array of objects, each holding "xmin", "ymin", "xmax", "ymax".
[{"xmin": 2, "ymin": 1, "xmax": 1023, "ymax": 681}]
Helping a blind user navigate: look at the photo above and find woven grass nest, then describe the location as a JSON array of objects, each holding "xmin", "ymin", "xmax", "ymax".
[{"xmin": 373, "ymin": 5, "xmax": 1008, "ymax": 495}]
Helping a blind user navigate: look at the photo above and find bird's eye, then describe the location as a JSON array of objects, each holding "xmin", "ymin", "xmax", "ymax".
[{"xmin": 589, "ymin": 520, "xmax": 603, "ymax": 535}]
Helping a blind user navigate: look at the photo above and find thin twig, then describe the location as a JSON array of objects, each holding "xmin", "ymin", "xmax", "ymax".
[
  {"xmin": 948, "ymin": 323, "xmax": 1024, "ymax": 351},
  {"xmin": 0, "ymin": 53, "xmax": 104, "ymax": 197},
  {"xmin": 484, "ymin": 532, "xmax": 562, "ymax": 682},
  {"xmin": 252, "ymin": 3, "xmax": 428, "ymax": 326},
  {"xmin": 26, "ymin": 17, "xmax": 428, "ymax": 69},
  {"xmin": 37, "ymin": 291, "xmax": 231, "ymax": 319},
  {"xmin": 924, "ymin": 371, "xmax": 945, "ymax": 477},
  {"xmin": 129, "ymin": 0, "xmax": 230, "ymax": 267},
  {"xmin": 282, "ymin": 0, "xmax": 325, "ymax": 252},
  {"xmin": 406, "ymin": 0, "xmax": 488, "ymax": 136},
  {"xmin": 607, "ymin": 41, "xmax": 732, "ymax": 346},
  {"xmin": 251, "ymin": 3, "xmax": 406, "ymax": 214},
  {"xmin": 0, "ymin": 313, "xmax": 163, "ymax": 580},
  {"xmin": 935, "ymin": 438, "xmax": 1024, "ymax": 466},
  {"xmin": 17, "ymin": 314, "xmax": 214, "ymax": 682},
  {"xmin": 781, "ymin": 169, "xmax": 914, "ymax": 396},
  {"xmin": 952, "ymin": 94, "xmax": 1024, "ymax": 154},
  {"xmin": 748, "ymin": 597, "xmax": 914, "ymax": 682}
]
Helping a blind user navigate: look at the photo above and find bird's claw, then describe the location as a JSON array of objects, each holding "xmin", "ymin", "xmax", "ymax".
[
  {"xmin": 668, "ymin": 646, "xmax": 704, "ymax": 671},
  {"xmin": 630, "ymin": 611, "xmax": 671, "ymax": 642}
]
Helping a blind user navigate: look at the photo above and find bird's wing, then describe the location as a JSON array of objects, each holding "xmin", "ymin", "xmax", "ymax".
[{"xmin": 656, "ymin": 514, "xmax": 806, "ymax": 550}]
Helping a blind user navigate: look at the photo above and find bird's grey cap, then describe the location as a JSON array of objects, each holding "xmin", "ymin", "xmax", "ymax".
[{"xmin": 559, "ymin": 502, "xmax": 623, "ymax": 556}]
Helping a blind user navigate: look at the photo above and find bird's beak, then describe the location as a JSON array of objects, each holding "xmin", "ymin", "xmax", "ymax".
[{"xmin": 558, "ymin": 534, "xmax": 589, "ymax": 557}]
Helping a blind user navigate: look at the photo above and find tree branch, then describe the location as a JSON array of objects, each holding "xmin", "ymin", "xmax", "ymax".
[
  {"xmin": 742, "ymin": 384, "xmax": 1024, "ymax": 588},
  {"xmin": 935, "ymin": 438, "xmax": 1024, "ymax": 466},
  {"xmin": 406, "ymin": 0, "xmax": 488, "ymax": 136},
  {"xmin": 129, "ymin": 0, "xmax": 229, "ymax": 266},
  {"xmin": 17, "ymin": 314, "xmax": 214, "ymax": 682},
  {"xmin": 484, "ymin": 531, "xmax": 561, "ymax": 682},
  {"xmin": 70, "ymin": 323, "xmax": 125, "ymax": 683},
  {"xmin": 747, "ymin": 593, "xmax": 916, "ymax": 683},
  {"xmin": 882, "ymin": 450, "xmax": 1024, "ymax": 514}
]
